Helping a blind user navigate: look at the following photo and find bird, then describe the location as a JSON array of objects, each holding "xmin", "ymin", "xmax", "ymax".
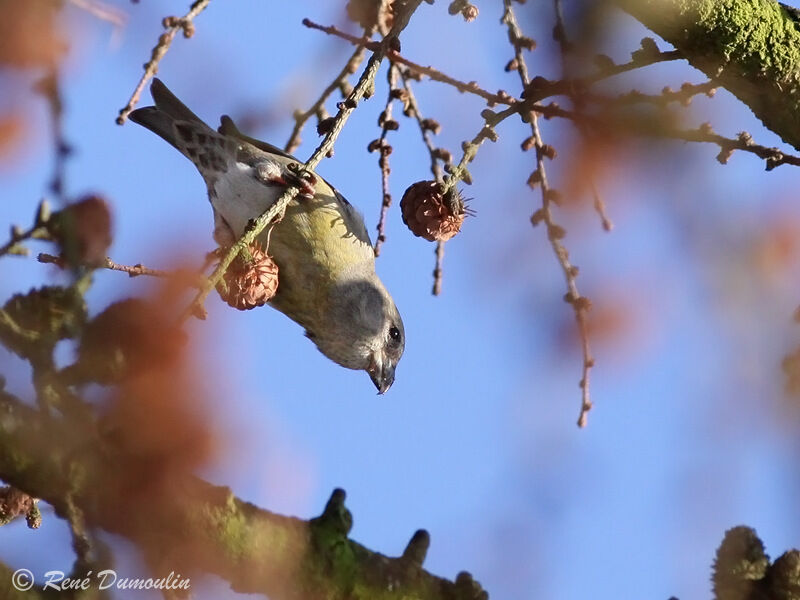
[{"xmin": 129, "ymin": 79, "xmax": 404, "ymax": 394}]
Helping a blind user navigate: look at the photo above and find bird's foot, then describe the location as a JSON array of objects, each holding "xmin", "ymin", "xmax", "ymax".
[{"xmin": 284, "ymin": 162, "xmax": 318, "ymax": 199}]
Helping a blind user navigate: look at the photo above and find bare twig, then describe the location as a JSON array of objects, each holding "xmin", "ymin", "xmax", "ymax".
[
  {"xmin": 565, "ymin": 81, "xmax": 719, "ymax": 220},
  {"xmin": 182, "ymin": 1, "xmax": 426, "ymax": 321},
  {"xmin": 398, "ymin": 73, "xmax": 453, "ymax": 295},
  {"xmin": 547, "ymin": 105, "xmax": 800, "ymax": 171},
  {"xmin": 34, "ymin": 69, "xmax": 71, "ymax": 204},
  {"xmin": 552, "ymin": 0, "xmax": 571, "ymax": 54},
  {"xmin": 116, "ymin": 0, "xmax": 212, "ymax": 124},
  {"xmin": 303, "ymin": 20, "xmax": 684, "ymax": 116},
  {"xmin": 285, "ymin": 44, "xmax": 369, "ymax": 155},
  {"xmin": 432, "ymin": 241, "xmax": 445, "ymax": 296},
  {"xmin": 101, "ymin": 257, "xmax": 170, "ymax": 278},
  {"xmin": 589, "ymin": 80, "xmax": 717, "ymax": 108},
  {"xmin": 585, "ymin": 48, "xmax": 683, "ymax": 85},
  {"xmin": 549, "ymin": 1, "xmax": 613, "ymax": 233},
  {"xmin": 661, "ymin": 124, "xmax": 800, "ymax": 170},
  {"xmin": 303, "ymin": 18, "xmax": 514, "ymax": 107},
  {"xmin": 428, "ymin": 105, "xmax": 518, "ymax": 299},
  {"xmin": 503, "ymin": 0, "xmax": 594, "ymax": 428},
  {"xmin": 38, "ymin": 252, "xmax": 163, "ymax": 276},
  {"xmin": 444, "ymin": 103, "xmax": 518, "ymax": 190},
  {"xmin": 507, "ymin": 96, "xmax": 800, "ymax": 172},
  {"xmin": 517, "ymin": 49, "xmax": 686, "ymax": 108},
  {"xmin": 37, "ymin": 253, "xmax": 208, "ymax": 289},
  {"xmin": 68, "ymin": 0, "xmax": 126, "ymax": 28},
  {"xmin": 590, "ymin": 181, "xmax": 613, "ymax": 232},
  {"xmin": 373, "ymin": 65, "xmax": 401, "ymax": 256},
  {"xmin": 0, "ymin": 225, "xmax": 49, "ymax": 259},
  {"xmin": 401, "ymin": 78, "xmax": 448, "ymax": 183}
]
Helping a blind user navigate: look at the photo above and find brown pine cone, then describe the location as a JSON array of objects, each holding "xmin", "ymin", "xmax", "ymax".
[
  {"xmin": 400, "ymin": 180, "xmax": 466, "ymax": 242},
  {"xmin": 219, "ymin": 245, "xmax": 279, "ymax": 310},
  {"xmin": 48, "ymin": 195, "xmax": 113, "ymax": 267}
]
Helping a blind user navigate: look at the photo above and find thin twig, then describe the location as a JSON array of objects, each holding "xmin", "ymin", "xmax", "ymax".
[
  {"xmin": 546, "ymin": 105, "xmax": 800, "ymax": 171},
  {"xmin": 518, "ymin": 49, "xmax": 686, "ymax": 107},
  {"xmin": 68, "ymin": 0, "xmax": 126, "ymax": 28},
  {"xmin": 373, "ymin": 65, "xmax": 401, "ymax": 256},
  {"xmin": 37, "ymin": 253, "xmax": 207, "ymax": 287},
  {"xmin": 432, "ymin": 241, "xmax": 445, "ymax": 296},
  {"xmin": 590, "ymin": 181, "xmax": 613, "ymax": 232},
  {"xmin": 101, "ymin": 257, "xmax": 170, "ymax": 277},
  {"xmin": 38, "ymin": 252, "xmax": 168, "ymax": 276},
  {"xmin": 585, "ymin": 49, "xmax": 683, "ymax": 85},
  {"xmin": 182, "ymin": 1, "xmax": 426, "ymax": 322},
  {"xmin": 34, "ymin": 69, "xmax": 70, "ymax": 204},
  {"xmin": 663, "ymin": 124, "xmax": 800, "ymax": 170},
  {"xmin": 503, "ymin": 96, "xmax": 800, "ymax": 172},
  {"xmin": 552, "ymin": 0, "xmax": 570, "ymax": 54},
  {"xmin": 504, "ymin": 0, "xmax": 594, "ymax": 428},
  {"xmin": 0, "ymin": 225, "xmax": 48, "ymax": 259},
  {"xmin": 285, "ymin": 44, "xmax": 369, "ymax": 155},
  {"xmin": 560, "ymin": 80, "xmax": 719, "ymax": 223},
  {"xmin": 549, "ymin": 3, "xmax": 613, "ymax": 233},
  {"xmin": 444, "ymin": 103, "xmax": 518, "ymax": 191},
  {"xmin": 401, "ymin": 77, "xmax": 448, "ymax": 182},
  {"xmin": 588, "ymin": 80, "xmax": 717, "ymax": 108},
  {"xmin": 116, "ymin": 0, "xmax": 212, "ymax": 124},
  {"xmin": 428, "ymin": 105, "xmax": 517, "ymax": 299},
  {"xmin": 303, "ymin": 20, "xmax": 683, "ymax": 115},
  {"xmin": 398, "ymin": 73, "xmax": 452, "ymax": 295},
  {"xmin": 303, "ymin": 19, "xmax": 514, "ymax": 107}
]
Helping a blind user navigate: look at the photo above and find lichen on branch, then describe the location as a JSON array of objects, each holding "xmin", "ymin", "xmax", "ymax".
[{"xmin": 615, "ymin": 0, "xmax": 800, "ymax": 150}]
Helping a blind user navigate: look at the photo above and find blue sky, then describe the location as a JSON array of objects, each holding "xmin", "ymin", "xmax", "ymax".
[{"xmin": 2, "ymin": 1, "xmax": 800, "ymax": 599}]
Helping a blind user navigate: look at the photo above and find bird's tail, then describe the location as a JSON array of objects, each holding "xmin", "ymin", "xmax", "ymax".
[{"xmin": 129, "ymin": 79, "xmax": 229, "ymax": 172}]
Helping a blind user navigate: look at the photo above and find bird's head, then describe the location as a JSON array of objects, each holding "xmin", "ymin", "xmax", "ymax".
[{"xmin": 306, "ymin": 276, "xmax": 404, "ymax": 394}]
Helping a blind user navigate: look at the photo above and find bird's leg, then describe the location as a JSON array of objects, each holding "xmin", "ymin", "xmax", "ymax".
[{"xmin": 254, "ymin": 160, "xmax": 316, "ymax": 199}]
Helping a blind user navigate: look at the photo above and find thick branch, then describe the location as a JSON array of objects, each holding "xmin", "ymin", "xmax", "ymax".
[
  {"xmin": 615, "ymin": 0, "xmax": 800, "ymax": 150},
  {"xmin": 0, "ymin": 397, "xmax": 486, "ymax": 600}
]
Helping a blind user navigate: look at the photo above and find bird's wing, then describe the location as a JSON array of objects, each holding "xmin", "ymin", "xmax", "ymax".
[
  {"xmin": 218, "ymin": 115, "xmax": 295, "ymax": 160},
  {"xmin": 218, "ymin": 115, "xmax": 375, "ymax": 249},
  {"xmin": 326, "ymin": 184, "xmax": 374, "ymax": 249}
]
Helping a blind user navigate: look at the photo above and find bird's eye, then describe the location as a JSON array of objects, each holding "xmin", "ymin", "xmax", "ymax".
[{"xmin": 389, "ymin": 326, "xmax": 401, "ymax": 343}]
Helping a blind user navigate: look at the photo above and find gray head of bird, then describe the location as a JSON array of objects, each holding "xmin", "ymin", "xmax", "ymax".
[{"xmin": 305, "ymin": 276, "xmax": 405, "ymax": 394}]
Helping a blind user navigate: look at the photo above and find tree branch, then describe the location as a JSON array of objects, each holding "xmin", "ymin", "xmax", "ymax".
[
  {"xmin": 0, "ymin": 395, "xmax": 487, "ymax": 600},
  {"xmin": 116, "ymin": 0, "xmax": 212, "ymax": 125},
  {"xmin": 614, "ymin": 0, "xmax": 800, "ymax": 150}
]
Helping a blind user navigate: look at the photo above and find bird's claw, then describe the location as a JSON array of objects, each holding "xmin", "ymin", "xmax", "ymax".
[{"xmin": 285, "ymin": 162, "xmax": 318, "ymax": 199}]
